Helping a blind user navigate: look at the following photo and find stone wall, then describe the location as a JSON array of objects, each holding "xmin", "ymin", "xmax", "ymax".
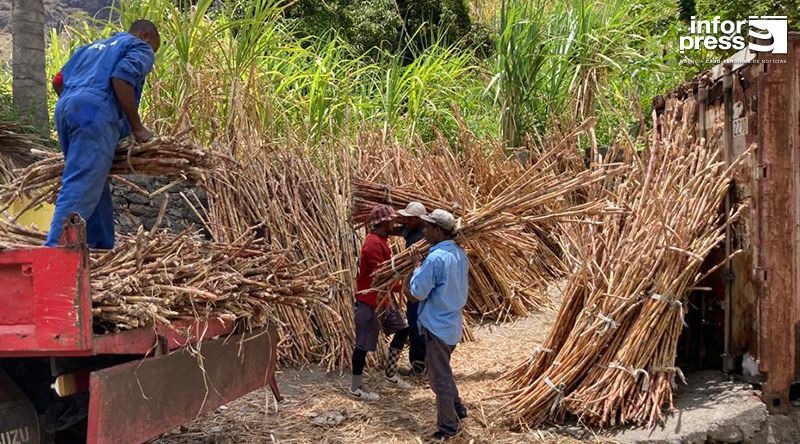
[{"xmin": 111, "ymin": 176, "xmax": 207, "ymax": 236}]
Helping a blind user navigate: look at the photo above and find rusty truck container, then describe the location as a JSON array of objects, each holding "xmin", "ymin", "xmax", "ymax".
[{"xmin": 658, "ymin": 32, "xmax": 799, "ymax": 412}]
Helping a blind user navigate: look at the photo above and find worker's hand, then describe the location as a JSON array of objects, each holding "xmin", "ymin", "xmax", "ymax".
[
  {"xmin": 133, "ymin": 126, "xmax": 154, "ymax": 143},
  {"xmin": 409, "ymin": 244, "xmax": 423, "ymax": 267}
]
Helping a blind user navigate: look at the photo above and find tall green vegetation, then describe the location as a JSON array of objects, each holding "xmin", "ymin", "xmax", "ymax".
[
  {"xmin": 38, "ymin": 0, "xmax": 705, "ymax": 150},
  {"xmin": 490, "ymin": 0, "xmax": 691, "ymax": 147},
  {"xmin": 46, "ymin": 0, "xmax": 487, "ymax": 145}
]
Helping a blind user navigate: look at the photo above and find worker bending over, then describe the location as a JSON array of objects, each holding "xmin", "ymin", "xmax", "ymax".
[
  {"xmin": 407, "ymin": 209, "xmax": 469, "ymax": 441},
  {"xmin": 351, "ymin": 204, "xmax": 412, "ymax": 401},
  {"xmin": 46, "ymin": 20, "xmax": 160, "ymax": 249}
]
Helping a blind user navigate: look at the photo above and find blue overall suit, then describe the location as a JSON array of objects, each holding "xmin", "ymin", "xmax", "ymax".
[{"xmin": 44, "ymin": 32, "xmax": 155, "ymax": 249}]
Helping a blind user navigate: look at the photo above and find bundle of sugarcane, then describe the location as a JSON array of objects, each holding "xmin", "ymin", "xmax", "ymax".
[
  {"xmin": 90, "ymin": 227, "xmax": 334, "ymax": 331},
  {"xmin": 354, "ymin": 124, "xmax": 594, "ymax": 322},
  {"xmin": 353, "ymin": 176, "xmax": 560, "ymax": 322},
  {"xmin": 202, "ymin": 143, "xmax": 359, "ymax": 369},
  {"xmin": 351, "ymin": 176, "xmax": 459, "ymax": 227},
  {"xmin": 0, "ymin": 129, "xmax": 228, "ymax": 219},
  {"xmin": 0, "ymin": 122, "xmax": 49, "ymax": 184},
  {"xmin": 498, "ymin": 98, "xmax": 749, "ymax": 428},
  {"xmin": 0, "ymin": 214, "xmax": 334, "ymax": 331},
  {"xmin": 369, "ymin": 162, "xmax": 625, "ymax": 293}
]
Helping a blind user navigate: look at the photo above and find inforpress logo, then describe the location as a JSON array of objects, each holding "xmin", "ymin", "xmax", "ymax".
[{"xmin": 680, "ymin": 16, "xmax": 788, "ymax": 54}]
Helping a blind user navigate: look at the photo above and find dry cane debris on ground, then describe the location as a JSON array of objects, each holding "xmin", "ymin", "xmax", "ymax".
[
  {"xmin": 499, "ymin": 99, "xmax": 750, "ymax": 429},
  {"xmin": 151, "ymin": 283, "xmax": 598, "ymax": 444}
]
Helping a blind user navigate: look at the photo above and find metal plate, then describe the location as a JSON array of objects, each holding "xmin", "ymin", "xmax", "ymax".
[{"xmin": 86, "ymin": 325, "xmax": 279, "ymax": 444}]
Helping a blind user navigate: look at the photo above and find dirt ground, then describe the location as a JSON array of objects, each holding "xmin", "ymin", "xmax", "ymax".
[{"xmin": 151, "ymin": 283, "xmax": 590, "ymax": 444}]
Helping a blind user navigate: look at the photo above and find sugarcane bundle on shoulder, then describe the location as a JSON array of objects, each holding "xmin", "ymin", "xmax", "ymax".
[
  {"xmin": 353, "ymin": 172, "xmax": 612, "ymax": 323},
  {"xmin": 369, "ymin": 165, "xmax": 623, "ymax": 293}
]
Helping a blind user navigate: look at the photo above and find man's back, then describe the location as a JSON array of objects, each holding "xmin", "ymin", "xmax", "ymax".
[{"xmin": 61, "ymin": 32, "xmax": 154, "ymax": 104}]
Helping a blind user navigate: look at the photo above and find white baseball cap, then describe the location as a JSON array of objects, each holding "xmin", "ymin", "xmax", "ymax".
[
  {"xmin": 420, "ymin": 209, "xmax": 456, "ymax": 232},
  {"xmin": 398, "ymin": 201, "xmax": 428, "ymax": 218}
]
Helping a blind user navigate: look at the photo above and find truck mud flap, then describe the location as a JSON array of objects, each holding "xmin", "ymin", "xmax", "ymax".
[{"xmin": 86, "ymin": 325, "xmax": 279, "ymax": 444}]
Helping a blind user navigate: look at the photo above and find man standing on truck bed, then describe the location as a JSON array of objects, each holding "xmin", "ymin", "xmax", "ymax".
[{"xmin": 46, "ymin": 20, "xmax": 160, "ymax": 249}]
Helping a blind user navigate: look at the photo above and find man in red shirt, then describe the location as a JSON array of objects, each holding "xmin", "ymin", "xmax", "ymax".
[{"xmin": 351, "ymin": 204, "xmax": 412, "ymax": 401}]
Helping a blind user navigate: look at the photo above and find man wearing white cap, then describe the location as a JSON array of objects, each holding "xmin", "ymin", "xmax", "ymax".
[
  {"xmin": 407, "ymin": 209, "xmax": 469, "ymax": 441},
  {"xmin": 394, "ymin": 201, "xmax": 428, "ymax": 376}
]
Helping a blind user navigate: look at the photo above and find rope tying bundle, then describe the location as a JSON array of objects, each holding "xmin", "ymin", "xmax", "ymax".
[
  {"xmin": 596, "ymin": 313, "xmax": 619, "ymax": 334},
  {"xmin": 608, "ymin": 362, "xmax": 651, "ymax": 392},
  {"xmin": 530, "ymin": 346, "xmax": 554, "ymax": 360},
  {"xmin": 381, "ymin": 186, "xmax": 392, "ymax": 205},
  {"xmin": 651, "ymin": 293, "xmax": 687, "ymax": 327},
  {"xmin": 651, "ymin": 366, "xmax": 687, "ymax": 384},
  {"xmin": 543, "ymin": 376, "xmax": 566, "ymax": 415}
]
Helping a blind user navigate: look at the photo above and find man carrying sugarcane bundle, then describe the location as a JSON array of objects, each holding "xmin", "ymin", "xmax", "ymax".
[
  {"xmin": 350, "ymin": 204, "xmax": 413, "ymax": 401},
  {"xmin": 407, "ymin": 209, "xmax": 469, "ymax": 441},
  {"xmin": 45, "ymin": 20, "xmax": 160, "ymax": 249},
  {"xmin": 393, "ymin": 201, "xmax": 429, "ymax": 377}
]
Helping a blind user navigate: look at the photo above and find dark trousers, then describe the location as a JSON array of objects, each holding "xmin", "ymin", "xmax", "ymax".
[
  {"xmin": 407, "ymin": 301, "xmax": 426, "ymax": 371},
  {"xmin": 423, "ymin": 328, "xmax": 464, "ymax": 436}
]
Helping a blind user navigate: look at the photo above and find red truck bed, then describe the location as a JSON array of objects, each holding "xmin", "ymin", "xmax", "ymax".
[{"xmin": 0, "ymin": 217, "xmax": 281, "ymax": 444}]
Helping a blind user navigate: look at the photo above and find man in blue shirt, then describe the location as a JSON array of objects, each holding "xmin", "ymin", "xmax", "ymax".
[
  {"xmin": 45, "ymin": 20, "xmax": 160, "ymax": 249},
  {"xmin": 408, "ymin": 209, "xmax": 469, "ymax": 441}
]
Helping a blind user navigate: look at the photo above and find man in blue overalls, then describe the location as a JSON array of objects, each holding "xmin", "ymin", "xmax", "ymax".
[{"xmin": 45, "ymin": 20, "xmax": 160, "ymax": 249}]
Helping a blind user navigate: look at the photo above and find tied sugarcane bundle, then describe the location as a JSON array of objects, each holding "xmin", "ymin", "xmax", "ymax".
[
  {"xmin": 369, "ymin": 162, "xmax": 627, "ymax": 294},
  {"xmin": 353, "ymin": 176, "xmax": 570, "ymax": 323},
  {"xmin": 498, "ymin": 98, "xmax": 750, "ymax": 428},
  {"xmin": 0, "ymin": 129, "xmax": 230, "ymax": 220}
]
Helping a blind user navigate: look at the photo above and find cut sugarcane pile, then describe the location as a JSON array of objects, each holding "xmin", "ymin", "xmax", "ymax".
[
  {"xmin": 498, "ymin": 99, "xmax": 749, "ymax": 428},
  {"xmin": 354, "ymin": 123, "xmax": 597, "ymax": 322},
  {"xmin": 91, "ymin": 227, "xmax": 333, "ymax": 331},
  {"xmin": 0, "ymin": 216, "xmax": 47, "ymax": 248},
  {"xmin": 0, "ymin": 129, "xmax": 229, "ymax": 218},
  {"xmin": 0, "ymin": 122, "xmax": 49, "ymax": 184},
  {"xmin": 202, "ymin": 144, "xmax": 358, "ymax": 368},
  {"xmin": 0, "ymin": 216, "xmax": 335, "ymax": 332}
]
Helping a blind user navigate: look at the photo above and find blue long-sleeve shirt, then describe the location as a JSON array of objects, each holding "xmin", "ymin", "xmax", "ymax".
[
  {"xmin": 59, "ymin": 32, "xmax": 155, "ymax": 136},
  {"xmin": 409, "ymin": 240, "xmax": 469, "ymax": 345}
]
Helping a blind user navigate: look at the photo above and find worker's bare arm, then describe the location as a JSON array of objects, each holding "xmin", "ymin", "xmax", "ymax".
[
  {"xmin": 112, "ymin": 77, "xmax": 152, "ymax": 143},
  {"xmin": 403, "ymin": 273, "xmax": 420, "ymax": 301}
]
